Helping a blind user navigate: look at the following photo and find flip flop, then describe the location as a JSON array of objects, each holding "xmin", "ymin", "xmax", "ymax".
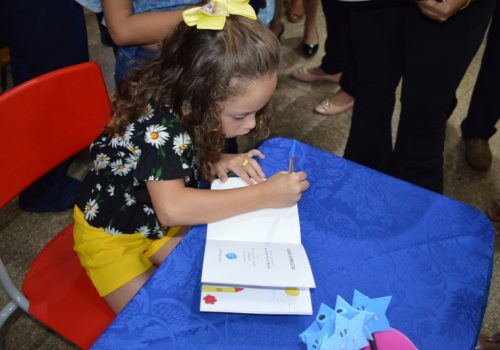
[{"xmin": 287, "ymin": 0, "xmax": 304, "ymax": 23}]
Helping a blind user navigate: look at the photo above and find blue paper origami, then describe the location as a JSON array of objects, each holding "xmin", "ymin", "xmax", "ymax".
[
  {"xmin": 299, "ymin": 303, "xmax": 336, "ymax": 349},
  {"xmin": 352, "ymin": 290, "xmax": 392, "ymax": 333},
  {"xmin": 299, "ymin": 290, "xmax": 392, "ymax": 350}
]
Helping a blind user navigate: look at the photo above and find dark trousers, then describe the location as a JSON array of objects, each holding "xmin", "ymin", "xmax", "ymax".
[
  {"xmin": 344, "ymin": 0, "xmax": 495, "ymax": 193},
  {"xmin": 320, "ymin": 0, "xmax": 356, "ymax": 96},
  {"xmin": 461, "ymin": 0, "xmax": 500, "ymax": 140},
  {"xmin": 0, "ymin": 0, "xmax": 89, "ymax": 211}
]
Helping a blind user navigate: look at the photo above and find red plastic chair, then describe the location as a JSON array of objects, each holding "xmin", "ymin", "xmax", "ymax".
[{"xmin": 0, "ymin": 62, "xmax": 115, "ymax": 349}]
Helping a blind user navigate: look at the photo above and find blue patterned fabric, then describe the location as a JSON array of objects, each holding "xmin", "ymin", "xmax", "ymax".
[{"xmin": 92, "ymin": 138, "xmax": 494, "ymax": 350}]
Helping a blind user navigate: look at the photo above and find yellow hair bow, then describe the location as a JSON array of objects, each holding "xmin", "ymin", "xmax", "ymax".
[{"xmin": 183, "ymin": 0, "xmax": 257, "ymax": 30}]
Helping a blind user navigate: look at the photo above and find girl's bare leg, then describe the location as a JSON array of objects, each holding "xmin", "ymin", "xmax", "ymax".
[
  {"xmin": 104, "ymin": 268, "xmax": 155, "ymax": 314},
  {"xmin": 103, "ymin": 226, "xmax": 189, "ymax": 314},
  {"xmin": 149, "ymin": 226, "xmax": 190, "ymax": 264}
]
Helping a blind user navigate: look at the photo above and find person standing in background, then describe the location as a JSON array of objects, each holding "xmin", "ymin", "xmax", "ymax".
[
  {"xmin": 291, "ymin": 0, "xmax": 356, "ymax": 116},
  {"xmin": 0, "ymin": 0, "xmax": 90, "ymax": 212},
  {"xmin": 460, "ymin": 0, "xmax": 499, "ymax": 172},
  {"xmin": 343, "ymin": 0, "xmax": 496, "ymax": 193}
]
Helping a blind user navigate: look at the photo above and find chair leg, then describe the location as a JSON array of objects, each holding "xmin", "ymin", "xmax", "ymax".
[
  {"xmin": 0, "ymin": 260, "xmax": 29, "ymax": 312},
  {"xmin": 0, "ymin": 302, "xmax": 17, "ymax": 329}
]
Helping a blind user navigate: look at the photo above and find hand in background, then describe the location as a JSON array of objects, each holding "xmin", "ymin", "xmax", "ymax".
[{"xmin": 416, "ymin": 0, "xmax": 470, "ymax": 22}]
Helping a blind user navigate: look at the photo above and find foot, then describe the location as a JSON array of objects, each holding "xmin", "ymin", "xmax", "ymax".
[
  {"xmin": 314, "ymin": 90, "xmax": 354, "ymax": 116},
  {"xmin": 302, "ymin": 28, "xmax": 319, "ymax": 58},
  {"xmin": 287, "ymin": 0, "xmax": 304, "ymax": 23},
  {"xmin": 464, "ymin": 138, "xmax": 492, "ymax": 171},
  {"xmin": 269, "ymin": 21, "xmax": 285, "ymax": 40},
  {"xmin": 302, "ymin": 43, "xmax": 319, "ymax": 57},
  {"xmin": 487, "ymin": 201, "xmax": 500, "ymax": 223},
  {"xmin": 291, "ymin": 66, "xmax": 341, "ymax": 83}
]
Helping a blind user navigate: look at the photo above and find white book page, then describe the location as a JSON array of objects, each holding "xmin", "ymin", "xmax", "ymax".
[
  {"xmin": 200, "ymin": 285, "xmax": 312, "ymax": 315},
  {"xmin": 201, "ymin": 240, "xmax": 316, "ymax": 288},
  {"xmin": 208, "ymin": 178, "xmax": 301, "ymax": 244}
]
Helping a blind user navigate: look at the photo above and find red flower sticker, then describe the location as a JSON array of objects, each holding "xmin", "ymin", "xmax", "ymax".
[{"xmin": 203, "ymin": 294, "xmax": 217, "ymax": 304}]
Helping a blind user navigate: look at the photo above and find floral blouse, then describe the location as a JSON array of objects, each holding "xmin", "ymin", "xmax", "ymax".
[{"xmin": 76, "ymin": 104, "xmax": 198, "ymax": 239}]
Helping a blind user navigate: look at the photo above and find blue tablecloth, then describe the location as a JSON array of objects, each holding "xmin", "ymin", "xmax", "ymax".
[{"xmin": 92, "ymin": 138, "xmax": 494, "ymax": 350}]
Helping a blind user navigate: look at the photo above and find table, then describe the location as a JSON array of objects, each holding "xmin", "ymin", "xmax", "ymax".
[{"xmin": 92, "ymin": 137, "xmax": 494, "ymax": 350}]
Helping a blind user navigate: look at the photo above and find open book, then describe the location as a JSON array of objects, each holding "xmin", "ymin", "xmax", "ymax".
[{"xmin": 200, "ymin": 177, "xmax": 315, "ymax": 315}]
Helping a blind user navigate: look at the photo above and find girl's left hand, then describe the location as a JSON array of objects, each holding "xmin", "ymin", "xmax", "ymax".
[{"xmin": 213, "ymin": 149, "xmax": 266, "ymax": 185}]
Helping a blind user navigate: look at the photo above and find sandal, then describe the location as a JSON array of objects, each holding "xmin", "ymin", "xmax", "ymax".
[
  {"xmin": 314, "ymin": 90, "xmax": 354, "ymax": 116},
  {"xmin": 291, "ymin": 67, "xmax": 341, "ymax": 83},
  {"xmin": 287, "ymin": 0, "xmax": 304, "ymax": 23},
  {"xmin": 487, "ymin": 200, "xmax": 500, "ymax": 223}
]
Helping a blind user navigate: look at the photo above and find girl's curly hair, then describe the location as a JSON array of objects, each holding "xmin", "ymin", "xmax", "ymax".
[{"xmin": 107, "ymin": 15, "xmax": 281, "ymax": 180}]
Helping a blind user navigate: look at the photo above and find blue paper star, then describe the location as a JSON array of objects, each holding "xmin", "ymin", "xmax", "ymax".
[
  {"xmin": 334, "ymin": 295, "xmax": 358, "ymax": 318},
  {"xmin": 352, "ymin": 289, "xmax": 392, "ymax": 333},
  {"xmin": 299, "ymin": 303, "xmax": 336, "ymax": 350},
  {"xmin": 335, "ymin": 295, "xmax": 374, "ymax": 341},
  {"xmin": 320, "ymin": 313, "xmax": 369, "ymax": 350}
]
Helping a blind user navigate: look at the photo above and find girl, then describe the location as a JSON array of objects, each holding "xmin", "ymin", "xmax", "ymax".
[{"xmin": 73, "ymin": 0, "xmax": 309, "ymax": 314}]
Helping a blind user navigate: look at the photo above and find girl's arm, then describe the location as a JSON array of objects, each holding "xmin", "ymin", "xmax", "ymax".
[
  {"xmin": 102, "ymin": 0, "xmax": 185, "ymax": 46},
  {"xmin": 146, "ymin": 171, "xmax": 309, "ymax": 227}
]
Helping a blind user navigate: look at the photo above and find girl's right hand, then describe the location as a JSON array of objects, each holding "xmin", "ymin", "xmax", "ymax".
[{"xmin": 263, "ymin": 171, "xmax": 309, "ymax": 208}]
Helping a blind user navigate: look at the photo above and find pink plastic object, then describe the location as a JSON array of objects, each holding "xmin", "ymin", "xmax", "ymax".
[{"xmin": 361, "ymin": 329, "xmax": 418, "ymax": 350}]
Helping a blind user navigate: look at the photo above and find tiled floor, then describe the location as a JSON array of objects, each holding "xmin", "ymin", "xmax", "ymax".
[{"xmin": 0, "ymin": 7, "xmax": 499, "ymax": 350}]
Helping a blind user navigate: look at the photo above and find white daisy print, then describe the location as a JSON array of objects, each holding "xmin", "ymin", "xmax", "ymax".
[
  {"xmin": 96, "ymin": 183, "xmax": 102, "ymax": 191},
  {"xmin": 123, "ymin": 123, "xmax": 135, "ymax": 143},
  {"xmin": 107, "ymin": 185, "xmax": 115, "ymax": 196},
  {"xmin": 110, "ymin": 133, "xmax": 124, "ymax": 148},
  {"xmin": 147, "ymin": 175, "xmax": 159, "ymax": 181},
  {"xmin": 172, "ymin": 133, "xmax": 191, "ymax": 156},
  {"xmin": 182, "ymin": 163, "xmax": 189, "ymax": 169},
  {"xmin": 143, "ymin": 205, "xmax": 154, "ymax": 215},
  {"xmin": 136, "ymin": 225, "xmax": 151, "ymax": 236},
  {"xmin": 124, "ymin": 193, "xmax": 136, "ymax": 206},
  {"xmin": 126, "ymin": 154, "xmax": 139, "ymax": 170},
  {"xmin": 133, "ymin": 177, "xmax": 140, "ymax": 187},
  {"xmin": 105, "ymin": 226, "xmax": 121, "ymax": 235},
  {"xmin": 94, "ymin": 153, "xmax": 110, "ymax": 170},
  {"xmin": 128, "ymin": 144, "xmax": 141, "ymax": 157},
  {"xmin": 138, "ymin": 104, "xmax": 154, "ymax": 123},
  {"xmin": 84, "ymin": 199, "xmax": 99, "ymax": 221},
  {"xmin": 145, "ymin": 124, "xmax": 169, "ymax": 149},
  {"xmin": 153, "ymin": 221, "xmax": 165, "ymax": 238},
  {"xmin": 110, "ymin": 159, "xmax": 131, "ymax": 176}
]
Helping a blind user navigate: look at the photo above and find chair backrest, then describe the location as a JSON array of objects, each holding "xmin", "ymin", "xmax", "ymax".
[
  {"xmin": 0, "ymin": 61, "xmax": 111, "ymax": 208},
  {"xmin": 0, "ymin": 62, "xmax": 114, "ymax": 348}
]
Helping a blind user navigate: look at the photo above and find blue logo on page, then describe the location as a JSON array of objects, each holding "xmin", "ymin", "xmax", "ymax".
[{"xmin": 225, "ymin": 252, "xmax": 238, "ymax": 260}]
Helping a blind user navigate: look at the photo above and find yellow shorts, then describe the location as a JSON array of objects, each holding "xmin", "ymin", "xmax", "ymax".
[{"xmin": 73, "ymin": 206, "xmax": 181, "ymax": 297}]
